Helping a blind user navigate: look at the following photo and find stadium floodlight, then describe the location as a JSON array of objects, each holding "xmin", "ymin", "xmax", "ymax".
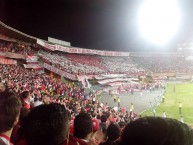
[{"xmin": 137, "ymin": 0, "xmax": 182, "ymax": 45}]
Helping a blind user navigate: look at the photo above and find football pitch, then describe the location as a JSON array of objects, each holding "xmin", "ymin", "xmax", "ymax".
[{"xmin": 141, "ymin": 83, "xmax": 193, "ymax": 127}]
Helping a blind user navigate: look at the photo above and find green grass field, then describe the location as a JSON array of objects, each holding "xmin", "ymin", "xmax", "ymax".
[{"xmin": 141, "ymin": 83, "xmax": 193, "ymax": 127}]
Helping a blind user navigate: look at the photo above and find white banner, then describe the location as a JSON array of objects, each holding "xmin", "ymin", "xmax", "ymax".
[
  {"xmin": 95, "ymin": 74, "xmax": 127, "ymax": 80},
  {"xmin": 55, "ymin": 45, "xmax": 130, "ymax": 56},
  {"xmin": 98, "ymin": 78, "xmax": 135, "ymax": 85},
  {"xmin": 24, "ymin": 64, "xmax": 42, "ymax": 69},
  {"xmin": 43, "ymin": 63, "xmax": 77, "ymax": 80},
  {"xmin": 37, "ymin": 40, "xmax": 130, "ymax": 56}
]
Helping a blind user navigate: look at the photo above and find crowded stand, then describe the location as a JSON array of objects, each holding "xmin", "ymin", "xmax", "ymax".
[
  {"xmin": 0, "ymin": 41, "xmax": 36, "ymax": 56},
  {"xmin": 100, "ymin": 56, "xmax": 144, "ymax": 74},
  {"xmin": 38, "ymin": 50, "xmax": 145, "ymax": 75},
  {"xmin": 65, "ymin": 53, "xmax": 106, "ymax": 70},
  {"xmin": 132, "ymin": 55, "xmax": 193, "ymax": 73},
  {"xmin": 2, "ymin": 40, "xmax": 193, "ymax": 75},
  {"xmin": 0, "ymin": 82, "xmax": 193, "ymax": 145},
  {"xmin": 38, "ymin": 50, "xmax": 105, "ymax": 75},
  {"xmin": 0, "ymin": 51, "xmax": 192, "ymax": 145},
  {"xmin": 0, "ymin": 64, "xmax": 143, "ymax": 145}
]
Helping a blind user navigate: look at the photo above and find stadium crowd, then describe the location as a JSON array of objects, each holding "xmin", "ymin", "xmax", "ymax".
[
  {"xmin": 99, "ymin": 56, "xmax": 144, "ymax": 74},
  {"xmin": 132, "ymin": 55, "xmax": 193, "ymax": 73},
  {"xmin": 0, "ymin": 86, "xmax": 192, "ymax": 145},
  {"xmin": 38, "ymin": 49, "xmax": 193, "ymax": 75},
  {"xmin": 0, "ymin": 64, "xmax": 143, "ymax": 145},
  {"xmin": 38, "ymin": 50, "xmax": 144, "ymax": 75},
  {"xmin": 0, "ymin": 41, "xmax": 36, "ymax": 56},
  {"xmin": 1, "ymin": 19, "xmax": 193, "ymax": 145},
  {"xmin": 38, "ymin": 50, "xmax": 105, "ymax": 75},
  {"xmin": 0, "ymin": 41, "xmax": 193, "ymax": 145},
  {"xmin": 1, "ymin": 40, "xmax": 193, "ymax": 75}
]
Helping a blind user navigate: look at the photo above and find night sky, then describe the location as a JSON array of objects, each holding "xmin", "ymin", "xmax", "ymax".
[{"xmin": 0, "ymin": 0, "xmax": 193, "ymax": 52}]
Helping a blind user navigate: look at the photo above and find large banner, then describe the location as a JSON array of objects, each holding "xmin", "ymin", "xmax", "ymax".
[
  {"xmin": 0, "ymin": 51, "xmax": 26, "ymax": 59},
  {"xmin": 43, "ymin": 63, "xmax": 76, "ymax": 80},
  {"xmin": 0, "ymin": 58, "xmax": 17, "ymax": 64},
  {"xmin": 55, "ymin": 45, "xmax": 129, "ymax": 56},
  {"xmin": 24, "ymin": 64, "xmax": 42, "ymax": 69},
  {"xmin": 5, "ymin": 52, "xmax": 25, "ymax": 59},
  {"xmin": 37, "ymin": 39, "xmax": 130, "ymax": 56},
  {"xmin": 97, "ymin": 78, "xmax": 134, "ymax": 85},
  {"xmin": 95, "ymin": 74, "xmax": 127, "ymax": 80}
]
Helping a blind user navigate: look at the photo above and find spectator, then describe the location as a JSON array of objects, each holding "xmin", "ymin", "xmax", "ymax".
[
  {"xmin": 179, "ymin": 102, "xmax": 182, "ymax": 115},
  {"xmin": 18, "ymin": 103, "xmax": 70, "ymax": 145},
  {"xmin": 0, "ymin": 91, "xmax": 22, "ymax": 145},
  {"xmin": 11, "ymin": 108, "xmax": 30, "ymax": 145},
  {"xmin": 100, "ymin": 115, "xmax": 107, "ymax": 134},
  {"xmin": 118, "ymin": 122, "xmax": 125, "ymax": 132},
  {"xmin": 19, "ymin": 91, "xmax": 30, "ymax": 110},
  {"xmin": 99, "ymin": 123, "xmax": 120, "ymax": 145},
  {"xmin": 71, "ymin": 113, "xmax": 94, "ymax": 145},
  {"xmin": 120, "ymin": 117, "xmax": 193, "ymax": 145}
]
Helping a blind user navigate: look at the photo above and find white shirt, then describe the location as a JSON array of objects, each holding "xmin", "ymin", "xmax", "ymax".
[
  {"xmin": 33, "ymin": 100, "xmax": 43, "ymax": 107},
  {"xmin": 114, "ymin": 106, "xmax": 118, "ymax": 111},
  {"xmin": 181, "ymin": 117, "xmax": 184, "ymax": 123},
  {"xmin": 0, "ymin": 134, "xmax": 12, "ymax": 145},
  {"xmin": 163, "ymin": 112, "xmax": 167, "ymax": 118}
]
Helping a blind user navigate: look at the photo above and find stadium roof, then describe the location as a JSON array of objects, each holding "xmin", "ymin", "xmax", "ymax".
[
  {"xmin": 0, "ymin": 21, "xmax": 131, "ymax": 56},
  {"xmin": 0, "ymin": 21, "xmax": 37, "ymax": 43}
]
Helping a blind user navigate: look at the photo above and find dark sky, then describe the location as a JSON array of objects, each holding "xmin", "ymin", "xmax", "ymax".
[{"xmin": 0, "ymin": 0, "xmax": 193, "ymax": 52}]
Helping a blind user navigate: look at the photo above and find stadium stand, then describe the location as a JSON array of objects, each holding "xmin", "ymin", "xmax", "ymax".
[
  {"xmin": 132, "ymin": 53, "xmax": 193, "ymax": 73},
  {"xmin": 0, "ymin": 20, "xmax": 193, "ymax": 145}
]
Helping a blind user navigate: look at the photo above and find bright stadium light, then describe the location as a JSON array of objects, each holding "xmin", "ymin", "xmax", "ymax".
[{"xmin": 137, "ymin": 0, "xmax": 182, "ymax": 45}]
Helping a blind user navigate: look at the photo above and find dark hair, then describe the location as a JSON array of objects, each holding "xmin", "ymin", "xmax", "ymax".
[
  {"xmin": 101, "ymin": 115, "xmax": 107, "ymax": 123},
  {"xmin": 11, "ymin": 108, "xmax": 30, "ymax": 144},
  {"xmin": 118, "ymin": 121, "xmax": 125, "ymax": 128},
  {"xmin": 97, "ymin": 114, "xmax": 101, "ymax": 120},
  {"xmin": 73, "ymin": 113, "xmax": 93, "ymax": 139},
  {"xmin": 91, "ymin": 113, "xmax": 96, "ymax": 118},
  {"xmin": 104, "ymin": 112, "xmax": 111, "ymax": 118},
  {"xmin": 0, "ymin": 91, "xmax": 21, "ymax": 133},
  {"xmin": 24, "ymin": 103, "xmax": 70, "ymax": 145},
  {"xmin": 120, "ymin": 117, "xmax": 193, "ymax": 145},
  {"xmin": 107, "ymin": 123, "xmax": 120, "ymax": 141},
  {"xmin": 20, "ymin": 91, "xmax": 29, "ymax": 100}
]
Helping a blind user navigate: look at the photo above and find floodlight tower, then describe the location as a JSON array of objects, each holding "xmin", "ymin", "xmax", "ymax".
[{"xmin": 137, "ymin": 0, "xmax": 182, "ymax": 46}]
